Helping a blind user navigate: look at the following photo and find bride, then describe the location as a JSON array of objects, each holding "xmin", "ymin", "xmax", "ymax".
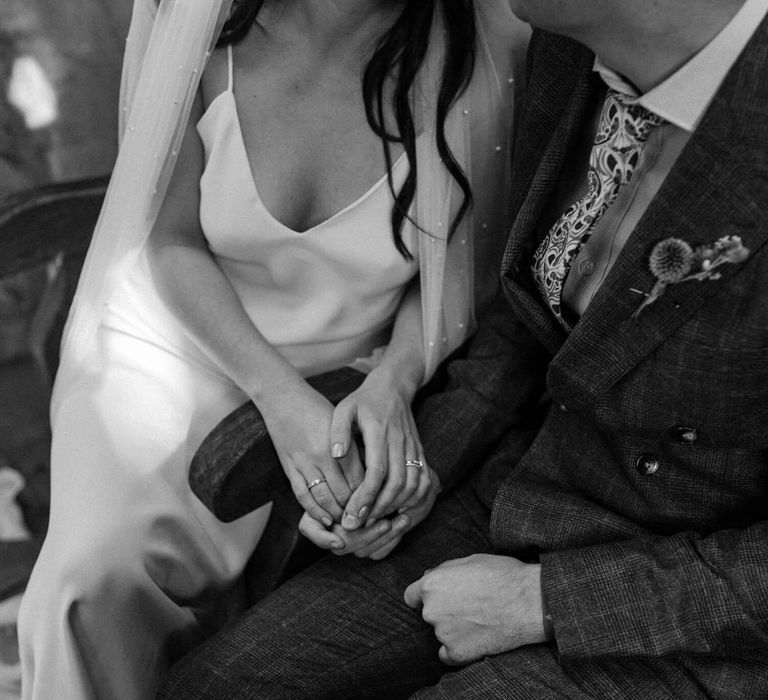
[{"xmin": 18, "ymin": 0, "xmax": 529, "ymax": 697}]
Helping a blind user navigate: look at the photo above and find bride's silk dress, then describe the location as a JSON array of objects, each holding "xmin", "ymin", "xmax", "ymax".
[{"xmin": 19, "ymin": 47, "xmax": 418, "ymax": 700}]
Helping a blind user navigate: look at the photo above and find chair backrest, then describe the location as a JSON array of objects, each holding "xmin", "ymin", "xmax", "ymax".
[
  {"xmin": 0, "ymin": 176, "xmax": 108, "ymax": 279},
  {"xmin": 0, "ymin": 176, "xmax": 109, "ymax": 375}
]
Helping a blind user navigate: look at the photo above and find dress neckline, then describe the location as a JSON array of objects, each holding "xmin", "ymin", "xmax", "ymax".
[{"xmin": 203, "ymin": 89, "xmax": 410, "ymax": 236}]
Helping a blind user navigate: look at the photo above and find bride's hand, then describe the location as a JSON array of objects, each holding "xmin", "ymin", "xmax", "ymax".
[
  {"xmin": 298, "ymin": 467, "xmax": 441, "ymax": 559},
  {"xmin": 258, "ymin": 381, "xmax": 365, "ymax": 526},
  {"xmin": 329, "ymin": 368, "xmax": 430, "ymax": 530}
]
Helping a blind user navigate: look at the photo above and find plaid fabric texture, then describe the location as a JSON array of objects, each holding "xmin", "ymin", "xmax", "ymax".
[{"xmin": 488, "ymin": 24, "xmax": 768, "ymax": 696}]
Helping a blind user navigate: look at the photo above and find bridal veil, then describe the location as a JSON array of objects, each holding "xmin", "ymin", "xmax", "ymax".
[{"xmin": 53, "ymin": 0, "xmax": 527, "ymax": 408}]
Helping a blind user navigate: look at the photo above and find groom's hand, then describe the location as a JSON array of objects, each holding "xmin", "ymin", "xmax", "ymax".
[
  {"xmin": 299, "ymin": 469, "xmax": 441, "ymax": 559},
  {"xmin": 404, "ymin": 554, "xmax": 550, "ymax": 665}
]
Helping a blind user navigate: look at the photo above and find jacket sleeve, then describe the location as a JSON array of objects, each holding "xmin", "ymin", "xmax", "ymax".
[
  {"xmin": 541, "ymin": 519, "xmax": 768, "ymax": 659},
  {"xmin": 416, "ymin": 291, "xmax": 550, "ymax": 492}
]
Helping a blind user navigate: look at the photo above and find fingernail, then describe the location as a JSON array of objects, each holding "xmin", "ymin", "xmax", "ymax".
[
  {"xmin": 330, "ymin": 539, "xmax": 344, "ymax": 550},
  {"xmin": 342, "ymin": 512, "xmax": 359, "ymax": 529},
  {"xmin": 332, "ymin": 442, "xmax": 345, "ymax": 458},
  {"xmin": 322, "ymin": 516, "xmax": 333, "ymax": 528},
  {"xmin": 398, "ymin": 506, "xmax": 409, "ymax": 514},
  {"xmin": 358, "ymin": 506, "xmax": 369, "ymax": 521}
]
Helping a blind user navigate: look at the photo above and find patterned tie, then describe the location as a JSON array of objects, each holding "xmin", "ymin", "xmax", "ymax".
[{"xmin": 532, "ymin": 89, "xmax": 665, "ymax": 326}]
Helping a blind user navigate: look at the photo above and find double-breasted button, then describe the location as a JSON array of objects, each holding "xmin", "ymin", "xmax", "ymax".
[
  {"xmin": 577, "ymin": 258, "xmax": 595, "ymax": 276},
  {"xmin": 671, "ymin": 426, "xmax": 699, "ymax": 444},
  {"xmin": 558, "ymin": 403, "xmax": 568, "ymax": 413},
  {"xmin": 636, "ymin": 453, "xmax": 659, "ymax": 476}
]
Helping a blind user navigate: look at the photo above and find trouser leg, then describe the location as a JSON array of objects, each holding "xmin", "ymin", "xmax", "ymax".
[
  {"xmin": 160, "ymin": 479, "xmax": 721, "ymax": 700},
  {"xmin": 159, "ymin": 488, "xmax": 494, "ymax": 700},
  {"xmin": 410, "ymin": 646, "xmax": 594, "ymax": 700},
  {"xmin": 412, "ymin": 649, "xmax": 719, "ymax": 700}
]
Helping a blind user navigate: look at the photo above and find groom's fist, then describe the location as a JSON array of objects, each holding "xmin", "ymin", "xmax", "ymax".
[{"xmin": 404, "ymin": 554, "xmax": 549, "ymax": 665}]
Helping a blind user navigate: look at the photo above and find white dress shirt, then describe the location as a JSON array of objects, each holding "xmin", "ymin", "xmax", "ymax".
[{"xmin": 561, "ymin": 0, "xmax": 768, "ymax": 318}]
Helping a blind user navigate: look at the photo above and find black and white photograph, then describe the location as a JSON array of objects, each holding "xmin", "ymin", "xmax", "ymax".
[{"xmin": 1, "ymin": 0, "xmax": 766, "ymax": 698}]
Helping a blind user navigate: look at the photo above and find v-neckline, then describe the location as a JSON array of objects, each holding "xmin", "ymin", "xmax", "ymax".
[{"xmin": 211, "ymin": 90, "xmax": 409, "ymax": 235}]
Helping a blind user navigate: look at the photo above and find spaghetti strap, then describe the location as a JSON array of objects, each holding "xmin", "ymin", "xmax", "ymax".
[{"xmin": 226, "ymin": 44, "xmax": 234, "ymax": 92}]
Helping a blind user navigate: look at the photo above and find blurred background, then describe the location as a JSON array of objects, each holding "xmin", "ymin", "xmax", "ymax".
[
  {"xmin": 0, "ymin": 1, "xmax": 132, "ymax": 695},
  {"xmin": 0, "ymin": 0, "xmax": 130, "ymax": 190}
]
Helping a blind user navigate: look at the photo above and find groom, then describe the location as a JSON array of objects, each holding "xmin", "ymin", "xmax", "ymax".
[{"xmin": 161, "ymin": 0, "xmax": 768, "ymax": 696}]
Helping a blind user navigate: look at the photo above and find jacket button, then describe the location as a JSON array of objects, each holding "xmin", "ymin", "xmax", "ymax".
[
  {"xmin": 671, "ymin": 426, "xmax": 699, "ymax": 444},
  {"xmin": 558, "ymin": 403, "xmax": 567, "ymax": 413},
  {"xmin": 577, "ymin": 258, "xmax": 595, "ymax": 276},
  {"xmin": 636, "ymin": 454, "xmax": 659, "ymax": 476}
]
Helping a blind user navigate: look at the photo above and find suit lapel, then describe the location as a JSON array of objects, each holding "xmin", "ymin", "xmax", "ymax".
[
  {"xmin": 550, "ymin": 18, "xmax": 768, "ymax": 394},
  {"xmin": 501, "ymin": 34, "xmax": 598, "ymax": 354}
]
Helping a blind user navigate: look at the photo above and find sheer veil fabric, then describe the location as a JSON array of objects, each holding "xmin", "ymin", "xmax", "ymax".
[
  {"xmin": 414, "ymin": 1, "xmax": 527, "ymax": 378},
  {"xmin": 53, "ymin": 0, "xmax": 527, "ymax": 410},
  {"xmin": 52, "ymin": 0, "xmax": 234, "ymax": 413}
]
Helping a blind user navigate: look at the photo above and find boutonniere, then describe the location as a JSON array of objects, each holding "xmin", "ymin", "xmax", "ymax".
[{"xmin": 631, "ymin": 235, "xmax": 750, "ymax": 320}]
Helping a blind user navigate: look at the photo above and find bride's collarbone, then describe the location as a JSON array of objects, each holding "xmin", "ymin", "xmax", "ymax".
[
  {"xmin": 206, "ymin": 43, "xmax": 404, "ymax": 231},
  {"xmin": 236, "ymin": 84, "xmax": 402, "ymax": 232},
  {"xmin": 247, "ymin": 137, "xmax": 395, "ymax": 233}
]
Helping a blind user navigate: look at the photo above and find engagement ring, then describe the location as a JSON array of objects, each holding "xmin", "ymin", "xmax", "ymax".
[{"xmin": 404, "ymin": 459, "xmax": 424, "ymax": 470}]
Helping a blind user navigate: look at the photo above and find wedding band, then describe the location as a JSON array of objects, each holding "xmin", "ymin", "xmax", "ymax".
[
  {"xmin": 405, "ymin": 459, "xmax": 424, "ymax": 470},
  {"xmin": 307, "ymin": 477, "xmax": 327, "ymax": 490}
]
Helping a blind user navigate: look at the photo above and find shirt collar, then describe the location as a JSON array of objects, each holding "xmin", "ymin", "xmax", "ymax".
[{"xmin": 594, "ymin": 0, "xmax": 768, "ymax": 132}]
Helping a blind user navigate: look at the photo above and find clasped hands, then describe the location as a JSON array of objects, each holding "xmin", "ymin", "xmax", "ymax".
[
  {"xmin": 259, "ymin": 368, "xmax": 440, "ymax": 560},
  {"xmin": 260, "ymin": 373, "xmax": 550, "ymax": 664}
]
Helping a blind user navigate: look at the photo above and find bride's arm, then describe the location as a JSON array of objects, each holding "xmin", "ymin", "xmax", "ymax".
[
  {"xmin": 297, "ymin": 282, "xmax": 441, "ymax": 558},
  {"xmin": 329, "ymin": 279, "xmax": 434, "ymax": 530},
  {"xmin": 146, "ymin": 92, "xmax": 363, "ymax": 526}
]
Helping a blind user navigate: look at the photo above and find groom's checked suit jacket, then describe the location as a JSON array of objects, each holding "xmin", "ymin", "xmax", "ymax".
[{"xmin": 415, "ymin": 22, "xmax": 768, "ymax": 695}]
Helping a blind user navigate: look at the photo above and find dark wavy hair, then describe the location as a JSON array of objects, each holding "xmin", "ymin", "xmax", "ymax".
[{"xmin": 217, "ymin": 0, "xmax": 476, "ymax": 259}]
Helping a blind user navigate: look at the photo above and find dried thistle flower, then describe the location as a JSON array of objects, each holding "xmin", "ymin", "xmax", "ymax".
[
  {"xmin": 648, "ymin": 238, "xmax": 694, "ymax": 283},
  {"xmin": 632, "ymin": 234, "xmax": 750, "ymax": 321}
]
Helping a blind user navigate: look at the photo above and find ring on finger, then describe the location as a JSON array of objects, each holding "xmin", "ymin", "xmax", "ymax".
[
  {"xmin": 307, "ymin": 477, "xmax": 328, "ymax": 490},
  {"xmin": 404, "ymin": 459, "xmax": 424, "ymax": 470}
]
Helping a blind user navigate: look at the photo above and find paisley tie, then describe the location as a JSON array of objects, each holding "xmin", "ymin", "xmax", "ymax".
[{"xmin": 532, "ymin": 89, "xmax": 665, "ymax": 327}]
